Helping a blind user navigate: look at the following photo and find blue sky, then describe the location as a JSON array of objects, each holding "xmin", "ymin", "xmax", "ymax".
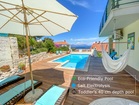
[{"xmin": 45, "ymin": 0, "xmax": 108, "ymax": 45}]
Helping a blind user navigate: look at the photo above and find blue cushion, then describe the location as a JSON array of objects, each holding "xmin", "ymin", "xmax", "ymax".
[
  {"xmin": 0, "ymin": 80, "xmax": 37, "ymax": 105},
  {"xmin": 113, "ymin": 56, "xmax": 119, "ymax": 60},
  {"xmin": 35, "ymin": 85, "xmax": 65, "ymax": 105},
  {"xmin": 110, "ymin": 52, "xmax": 117, "ymax": 59},
  {"xmin": 0, "ymin": 75, "xmax": 20, "ymax": 86}
]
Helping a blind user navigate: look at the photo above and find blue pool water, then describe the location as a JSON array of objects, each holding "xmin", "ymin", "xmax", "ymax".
[{"xmin": 53, "ymin": 54, "xmax": 89, "ymax": 69}]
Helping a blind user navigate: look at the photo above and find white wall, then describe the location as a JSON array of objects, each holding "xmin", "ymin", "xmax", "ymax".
[
  {"xmin": 0, "ymin": 37, "xmax": 19, "ymax": 68},
  {"xmin": 115, "ymin": 19, "xmax": 139, "ymax": 71}
]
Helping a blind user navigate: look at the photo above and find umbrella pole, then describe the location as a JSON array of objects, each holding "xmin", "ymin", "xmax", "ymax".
[
  {"xmin": 25, "ymin": 25, "xmax": 35, "ymax": 94},
  {"xmin": 21, "ymin": 0, "xmax": 34, "ymax": 94},
  {"xmin": 22, "ymin": 1, "xmax": 43, "ymax": 103}
]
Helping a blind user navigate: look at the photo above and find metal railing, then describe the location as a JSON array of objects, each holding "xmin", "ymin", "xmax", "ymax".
[{"xmin": 99, "ymin": 0, "xmax": 139, "ymax": 34}]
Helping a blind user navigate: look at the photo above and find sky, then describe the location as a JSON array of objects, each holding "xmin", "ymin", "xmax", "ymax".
[{"xmin": 43, "ymin": 0, "xmax": 108, "ymax": 45}]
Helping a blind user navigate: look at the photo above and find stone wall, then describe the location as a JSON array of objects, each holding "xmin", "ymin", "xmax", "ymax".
[
  {"xmin": 0, "ymin": 37, "xmax": 19, "ymax": 68},
  {"xmin": 13, "ymin": 52, "xmax": 49, "ymax": 68},
  {"xmin": 9, "ymin": 37, "xmax": 19, "ymax": 62},
  {"xmin": 0, "ymin": 37, "xmax": 50, "ymax": 69}
]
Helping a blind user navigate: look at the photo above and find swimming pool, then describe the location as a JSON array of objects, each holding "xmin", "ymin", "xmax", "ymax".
[{"xmin": 53, "ymin": 54, "xmax": 89, "ymax": 70}]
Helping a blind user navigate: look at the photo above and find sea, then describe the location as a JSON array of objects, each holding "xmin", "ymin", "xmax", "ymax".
[{"xmin": 71, "ymin": 45, "xmax": 91, "ymax": 49}]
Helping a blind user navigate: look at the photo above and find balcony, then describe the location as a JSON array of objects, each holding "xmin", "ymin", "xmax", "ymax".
[{"xmin": 99, "ymin": 0, "xmax": 139, "ymax": 37}]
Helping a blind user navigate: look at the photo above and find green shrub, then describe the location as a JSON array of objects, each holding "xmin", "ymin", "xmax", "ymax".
[
  {"xmin": 49, "ymin": 47, "xmax": 56, "ymax": 53},
  {"xmin": 97, "ymin": 52, "xmax": 102, "ymax": 57},
  {"xmin": 39, "ymin": 48, "xmax": 48, "ymax": 52},
  {"xmin": 31, "ymin": 50, "xmax": 37, "ymax": 55},
  {"xmin": 31, "ymin": 48, "xmax": 48, "ymax": 54},
  {"xmin": 56, "ymin": 46, "xmax": 69, "ymax": 51},
  {"xmin": 35, "ymin": 48, "xmax": 42, "ymax": 53},
  {"xmin": 71, "ymin": 48, "xmax": 76, "ymax": 51},
  {"xmin": 18, "ymin": 62, "xmax": 25, "ymax": 70}
]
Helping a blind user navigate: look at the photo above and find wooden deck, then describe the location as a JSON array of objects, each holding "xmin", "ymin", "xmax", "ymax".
[
  {"xmin": 1, "ymin": 55, "xmax": 139, "ymax": 105},
  {"xmin": 65, "ymin": 57, "xmax": 139, "ymax": 105}
]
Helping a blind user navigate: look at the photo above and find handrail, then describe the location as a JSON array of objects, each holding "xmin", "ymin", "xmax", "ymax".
[{"xmin": 99, "ymin": 0, "xmax": 139, "ymax": 34}]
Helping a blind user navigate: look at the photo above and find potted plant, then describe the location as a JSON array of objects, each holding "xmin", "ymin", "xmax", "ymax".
[
  {"xmin": 18, "ymin": 62, "xmax": 26, "ymax": 70},
  {"xmin": 0, "ymin": 65, "xmax": 10, "ymax": 72}
]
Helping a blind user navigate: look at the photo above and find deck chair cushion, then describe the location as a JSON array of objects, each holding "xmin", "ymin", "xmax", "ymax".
[
  {"xmin": 35, "ymin": 85, "xmax": 67, "ymax": 105},
  {"xmin": 56, "ymin": 51, "xmax": 59, "ymax": 55},
  {"xmin": 0, "ymin": 75, "xmax": 24, "ymax": 89},
  {"xmin": 0, "ymin": 80, "xmax": 41, "ymax": 105},
  {"xmin": 0, "ymin": 76, "xmax": 20, "ymax": 86}
]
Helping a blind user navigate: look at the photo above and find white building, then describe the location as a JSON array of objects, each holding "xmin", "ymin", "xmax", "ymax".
[{"xmin": 99, "ymin": 0, "xmax": 139, "ymax": 80}]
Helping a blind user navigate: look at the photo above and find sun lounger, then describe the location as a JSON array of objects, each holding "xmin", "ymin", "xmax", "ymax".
[
  {"xmin": 0, "ymin": 80, "xmax": 42, "ymax": 105},
  {"xmin": 34, "ymin": 85, "xmax": 69, "ymax": 105},
  {"xmin": 59, "ymin": 50, "xmax": 62, "ymax": 54},
  {"xmin": 0, "ymin": 75, "xmax": 24, "ymax": 89},
  {"xmin": 56, "ymin": 51, "xmax": 59, "ymax": 55}
]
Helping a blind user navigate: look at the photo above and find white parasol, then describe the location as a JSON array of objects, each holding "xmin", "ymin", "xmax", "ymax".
[{"xmin": 0, "ymin": 0, "xmax": 77, "ymax": 102}]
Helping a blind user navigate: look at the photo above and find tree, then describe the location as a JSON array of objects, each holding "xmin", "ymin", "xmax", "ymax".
[
  {"xmin": 29, "ymin": 37, "xmax": 37, "ymax": 50},
  {"xmin": 44, "ymin": 38, "xmax": 56, "ymax": 53},
  {"xmin": 17, "ymin": 36, "xmax": 26, "ymax": 50},
  {"xmin": 56, "ymin": 46, "xmax": 69, "ymax": 51},
  {"xmin": 9, "ymin": 34, "xmax": 55, "ymax": 54}
]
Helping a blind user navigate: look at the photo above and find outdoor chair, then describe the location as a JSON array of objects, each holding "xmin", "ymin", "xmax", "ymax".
[
  {"xmin": 0, "ymin": 80, "xmax": 42, "ymax": 105},
  {"xmin": 0, "ymin": 75, "xmax": 24, "ymax": 89},
  {"xmin": 34, "ymin": 85, "xmax": 69, "ymax": 105},
  {"xmin": 56, "ymin": 51, "xmax": 59, "ymax": 55},
  {"xmin": 59, "ymin": 50, "xmax": 63, "ymax": 54}
]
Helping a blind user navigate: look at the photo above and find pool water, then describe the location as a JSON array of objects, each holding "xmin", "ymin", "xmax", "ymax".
[{"xmin": 53, "ymin": 54, "xmax": 89, "ymax": 70}]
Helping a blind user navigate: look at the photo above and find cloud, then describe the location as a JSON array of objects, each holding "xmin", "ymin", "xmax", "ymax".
[
  {"xmin": 75, "ymin": 41, "xmax": 93, "ymax": 45},
  {"xmin": 70, "ymin": 37, "xmax": 98, "ymax": 41},
  {"xmin": 67, "ymin": 0, "xmax": 90, "ymax": 9}
]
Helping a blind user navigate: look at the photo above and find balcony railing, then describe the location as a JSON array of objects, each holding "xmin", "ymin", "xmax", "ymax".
[{"xmin": 99, "ymin": 0, "xmax": 139, "ymax": 34}]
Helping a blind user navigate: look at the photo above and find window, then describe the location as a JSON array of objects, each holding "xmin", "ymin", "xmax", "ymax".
[{"xmin": 127, "ymin": 32, "xmax": 135, "ymax": 50}]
